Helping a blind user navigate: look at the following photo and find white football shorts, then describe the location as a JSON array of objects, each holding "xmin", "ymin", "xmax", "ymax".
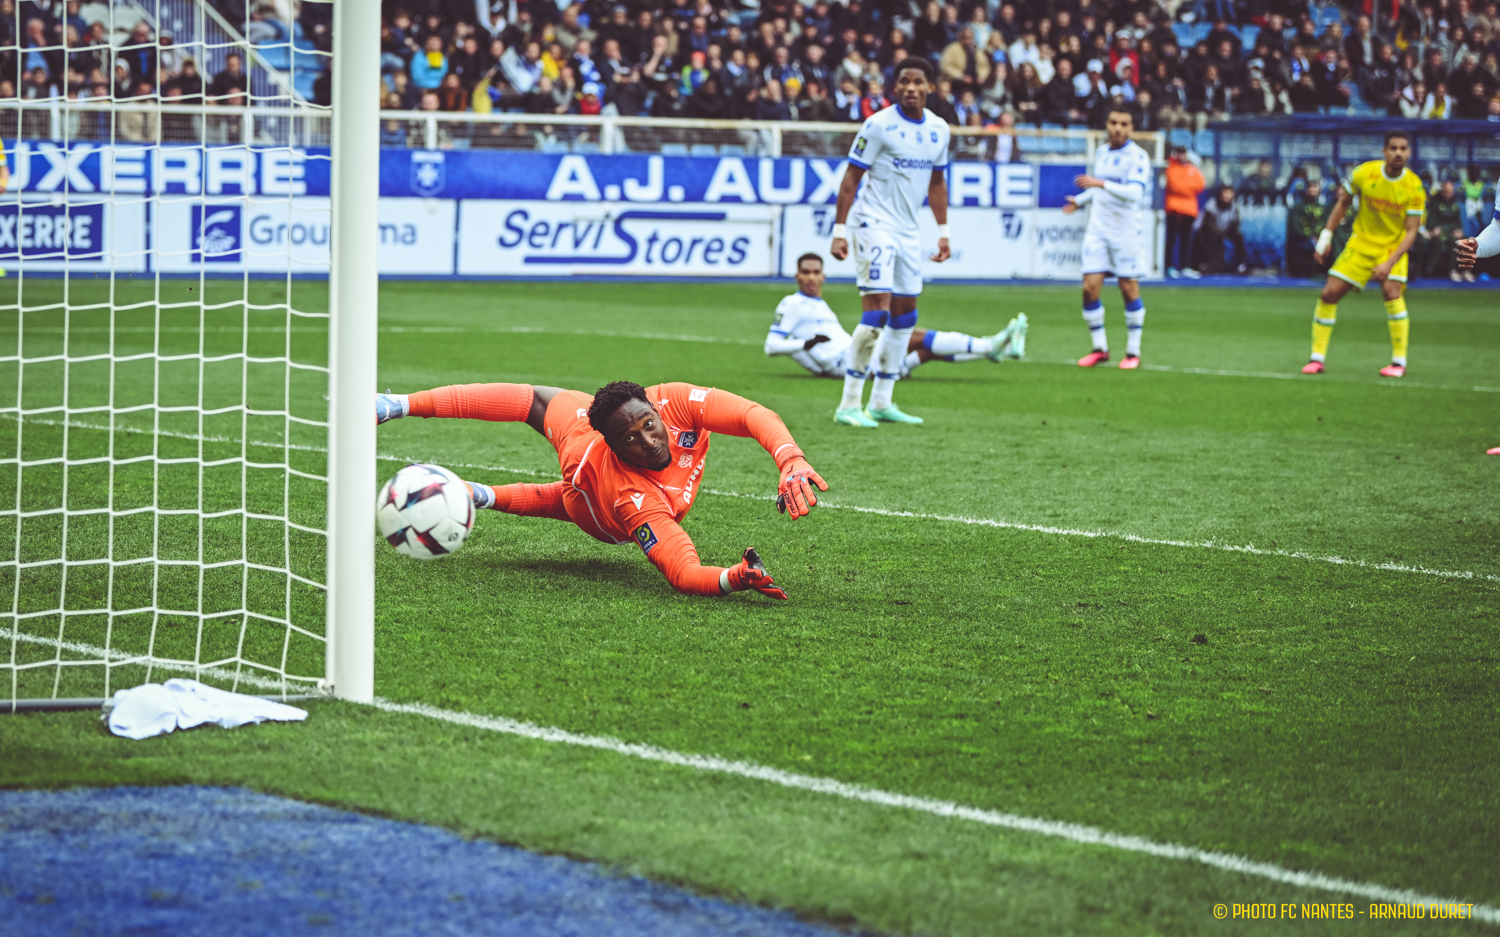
[
  {"xmin": 852, "ymin": 221, "xmax": 924, "ymax": 296},
  {"xmin": 1081, "ymin": 229, "xmax": 1144, "ymax": 279}
]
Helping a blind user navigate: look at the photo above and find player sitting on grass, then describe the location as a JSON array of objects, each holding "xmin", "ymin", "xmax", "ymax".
[
  {"xmin": 376, "ymin": 381, "xmax": 826, "ymax": 599},
  {"xmin": 765, "ymin": 252, "xmax": 1026, "ymax": 383},
  {"xmin": 1305, "ymin": 131, "xmax": 1423, "ymax": 378}
]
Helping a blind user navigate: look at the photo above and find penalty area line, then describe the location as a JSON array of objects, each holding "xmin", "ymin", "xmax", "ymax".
[{"xmin": 8, "ymin": 626, "xmax": 1495, "ymax": 925}]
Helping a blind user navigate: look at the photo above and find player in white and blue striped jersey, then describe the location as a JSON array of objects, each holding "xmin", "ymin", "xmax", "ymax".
[{"xmin": 1063, "ymin": 108, "xmax": 1152, "ymax": 370}]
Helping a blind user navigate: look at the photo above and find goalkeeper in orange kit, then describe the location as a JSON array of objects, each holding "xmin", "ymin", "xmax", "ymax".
[{"xmin": 376, "ymin": 380, "xmax": 827, "ymax": 599}]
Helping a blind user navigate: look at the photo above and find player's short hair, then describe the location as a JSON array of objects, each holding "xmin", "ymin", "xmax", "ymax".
[
  {"xmin": 796, "ymin": 252, "xmax": 823, "ymax": 270},
  {"xmin": 588, "ymin": 380, "xmax": 651, "ymax": 438},
  {"xmin": 1107, "ymin": 106, "xmax": 1135, "ymax": 124},
  {"xmin": 892, "ymin": 57, "xmax": 935, "ymax": 82},
  {"xmin": 1384, "ymin": 129, "xmax": 1411, "ymax": 147}
]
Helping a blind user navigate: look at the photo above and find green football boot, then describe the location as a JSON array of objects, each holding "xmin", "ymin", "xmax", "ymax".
[
  {"xmin": 865, "ymin": 403, "xmax": 924, "ymax": 424},
  {"xmin": 1005, "ymin": 312, "xmax": 1028, "ymax": 359},
  {"xmin": 835, "ymin": 405, "xmax": 879, "ymax": 428}
]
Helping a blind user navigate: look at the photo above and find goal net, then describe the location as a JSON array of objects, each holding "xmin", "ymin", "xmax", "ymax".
[{"xmin": 0, "ymin": 0, "xmax": 370, "ymax": 710}]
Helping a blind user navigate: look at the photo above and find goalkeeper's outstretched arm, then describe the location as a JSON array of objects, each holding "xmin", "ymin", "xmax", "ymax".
[
  {"xmin": 663, "ymin": 383, "xmax": 829, "ymax": 519},
  {"xmin": 632, "ymin": 512, "xmax": 788, "ymax": 599}
]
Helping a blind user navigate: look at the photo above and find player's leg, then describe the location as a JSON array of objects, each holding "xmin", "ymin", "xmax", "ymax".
[
  {"xmin": 377, "ymin": 382, "xmax": 561, "ymax": 438},
  {"xmin": 1305, "ymin": 274, "xmax": 1355, "ymax": 374},
  {"xmin": 867, "ymin": 292, "xmax": 923, "ymax": 423},
  {"xmin": 1380, "ymin": 265, "xmax": 1409, "ymax": 377},
  {"xmin": 1077, "ymin": 272, "xmax": 1110, "ymax": 366},
  {"xmin": 865, "ymin": 232, "xmax": 926, "ymax": 423},
  {"xmin": 838, "ymin": 228, "xmax": 895, "ymax": 427},
  {"xmin": 900, "ymin": 329, "xmax": 988, "ymax": 375},
  {"xmin": 1117, "ymin": 277, "xmax": 1144, "ymax": 369},
  {"xmin": 467, "ymin": 480, "xmax": 571, "ymax": 519},
  {"xmin": 1308, "ymin": 240, "xmax": 1371, "ymax": 373}
]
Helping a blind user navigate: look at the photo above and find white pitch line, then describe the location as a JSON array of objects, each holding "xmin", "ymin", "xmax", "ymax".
[
  {"xmin": 7, "ymin": 415, "xmax": 1497, "ymax": 585},
  {"xmin": 1025, "ymin": 357, "xmax": 1500, "ymax": 394},
  {"xmin": 6, "ymin": 628, "xmax": 1494, "ymax": 925}
]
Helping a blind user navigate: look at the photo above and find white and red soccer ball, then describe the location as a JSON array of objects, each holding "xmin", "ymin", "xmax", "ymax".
[{"xmin": 376, "ymin": 464, "xmax": 474, "ymax": 559}]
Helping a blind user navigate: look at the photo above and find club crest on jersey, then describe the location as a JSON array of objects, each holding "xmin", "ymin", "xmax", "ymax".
[
  {"xmin": 930, "ymin": 130, "xmax": 939, "ymax": 142},
  {"xmin": 677, "ymin": 430, "xmax": 698, "ymax": 449},
  {"xmin": 634, "ymin": 523, "xmax": 658, "ymax": 553}
]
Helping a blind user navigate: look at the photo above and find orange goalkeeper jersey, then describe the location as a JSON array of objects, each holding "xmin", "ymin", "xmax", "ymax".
[{"xmin": 543, "ymin": 382, "xmax": 803, "ymax": 595}]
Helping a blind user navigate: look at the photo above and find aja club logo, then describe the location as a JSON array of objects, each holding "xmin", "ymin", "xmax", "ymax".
[
  {"xmin": 411, "ymin": 151, "xmax": 446, "ymax": 197},
  {"xmin": 191, "ymin": 204, "xmax": 242, "ymax": 263}
]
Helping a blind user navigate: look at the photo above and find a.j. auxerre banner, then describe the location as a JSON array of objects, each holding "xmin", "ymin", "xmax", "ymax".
[{"xmin": 0, "ymin": 142, "xmax": 1162, "ymax": 279}]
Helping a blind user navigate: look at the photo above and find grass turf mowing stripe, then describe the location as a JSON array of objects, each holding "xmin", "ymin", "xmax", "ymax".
[
  {"xmin": 8, "ymin": 413, "xmax": 1496, "ymax": 584},
  {"xmin": 8, "ymin": 628, "xmax": 1496, "ymax": 926}
]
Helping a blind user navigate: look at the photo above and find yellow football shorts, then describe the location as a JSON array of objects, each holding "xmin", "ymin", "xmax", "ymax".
[{"xmin": 1330, "ymin": 235, "xmax": 1407, "ymax": 289}]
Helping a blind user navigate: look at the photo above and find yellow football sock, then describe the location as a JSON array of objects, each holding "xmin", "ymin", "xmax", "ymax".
[
  {"xmin": 1311, "ymin": 301, "xmax": 1337, "ymax": 360},
  {"xmin": 1384, "ymin": 297, "xmax": 1409, "ymax": 365}
]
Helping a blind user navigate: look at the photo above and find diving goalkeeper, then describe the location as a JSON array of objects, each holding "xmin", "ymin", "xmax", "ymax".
[{"xmin": 376, "ymin": 381, "xmax": 827, "ymax": 599}]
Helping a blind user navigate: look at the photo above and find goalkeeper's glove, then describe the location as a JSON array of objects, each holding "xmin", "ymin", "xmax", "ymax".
[
  {"xmin": 376, "ymin": 391, "xmax": 409, "ymax": 425},
  {"xmin": 803, "ymin": 334, "xmax": 831, "ymax": 351},
  {"xmin": 776, "ymin": 456, "xmax": 828, "ymax": 519},
  {"xmin": 721, "ymin": 547, "xmax": 788, "ymax": 600}
]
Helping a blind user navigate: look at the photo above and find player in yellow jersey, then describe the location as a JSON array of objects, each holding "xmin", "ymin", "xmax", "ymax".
[{"xmin": 1304, "ymin": 131, "xmax": 1424, "ymax": 377}]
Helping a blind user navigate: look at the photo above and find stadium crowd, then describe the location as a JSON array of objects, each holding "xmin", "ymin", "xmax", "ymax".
[{"xmin": 364, "ymin": 0, "xmax": 1500, "ymax": 127}]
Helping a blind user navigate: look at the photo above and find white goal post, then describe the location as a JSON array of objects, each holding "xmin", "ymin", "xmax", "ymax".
[{"xmin": 1, "ymin": 0, "xmax": 376, "ymax": 711}]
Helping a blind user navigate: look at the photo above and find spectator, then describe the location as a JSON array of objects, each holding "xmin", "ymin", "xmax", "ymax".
[
  {"xmin": 210, "ymin": 53, "xmax": 247, "ymax": 102},
  {"xmin": 1146, "ymin": 59, "xmax": 1190, "ymax": 125},
  {"xmin": 166, "ymin": 58, "xmax": 203, "ymax": 105},
  {"xmin": 1164, "ymin": 145, "xmax": 1205, "ymax": 278},
  {"xmin": 1187, "ymin": 63, "xmax": 1231, "ymax": 129},
  {"xmin": 798, "ymin": 79, "xmax": 836, "ymax": 121},
  {"xmin": 651, "ymin": 79, "xmax": 689, "ymax": 117},
  {"xmin": 1399, "ymin": 80, "xmax": 1428, "ymax": 117},
  {"xmin": 438, "ymin": 71, "xmax": 467, "ymax": 111},
  {"xmin": 1237, "ymin": 160, "xmax": 1280, "ymax": 203},
  {"xmin": 940, "ymin": 26, "xmax": 991, "ymax": 91},
  {"xmin": 1462, "ymin": 166, "xmax": 1489, "ymax": 235},
  {"xmin": 1010, "ymin": 61, "xmax": 1044, "ymax": 125},
  {"xmin": 1042, "ymin": 58, "xmax": 1084, "ymax": 124},
  {"xmin": 756, "ymin": 78, "xmax": 794, "ymax": 120},
  {"xmin": 1362, "ymin": 44, "xmax": 1400, "ymax": 113},
  {"xmin": 502, "ymin": 40, "xmax": 543, "ymax": 94},
  {"xmin": 859, "ymin": 76, "xmax": 889, "ymax": 118},
  {"xmin": 1418, "ymin": 179, "xmax": 1465, "ymax": 278},
  {"xmin": 1285, "ymin": 178, "xmax": 1329, "ymax": 277},
  {"xmin": 1423, "ymin": 79, "xmax": 1455, "ymax": 117},
  {"xmin": 1193, "ymin": 185, "xmax": 1247, "ymax": 274},
  {"xmin": 450, "ymin": 35, "xmax": 485, "ymax": 88},
  {"xmin": 411, "ymin": 34, "xmax": 449, "ymax": 90},
  {"xmin": 387, "ymin": 69, "xmax": 420, "ymax": 109},
  {"xmin": 1345, "ymin": 15, "xmax": 1380, "ymax": 73}
]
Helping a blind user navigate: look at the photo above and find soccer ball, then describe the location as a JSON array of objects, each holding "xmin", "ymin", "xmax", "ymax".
[{"xmin": 376, "ymin": 464, "xmax": 474, "ymax": 559}]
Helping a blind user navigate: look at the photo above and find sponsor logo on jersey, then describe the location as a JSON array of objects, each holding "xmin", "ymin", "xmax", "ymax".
[
  {"xmin": 576, "ymin": 407, "xmax": 588, "ymax": 419},
  {"xmin": 853, "ymin": 137, "xmax": 868, "ymax": 157},
  {"xmin": 634, "ymin": 522, "xmax": 659, "ymax": 553},
  {"xmin": 677, "ymin": 430, "xmax": 698, "ymax": 449},
  {"xmin": 678, "ymin": 453, "xmax": 694, "ymax": 468},
  {"xmin": 629, "ymin": 492, "xmax": 644, "ymax": 509},
  {"xmin": 688, "ymin": 388, "xmax": 708, "ymax": 402},
  {"xmin": 892, "ymin": 158, "xmax": 934, "ymax": 170}
]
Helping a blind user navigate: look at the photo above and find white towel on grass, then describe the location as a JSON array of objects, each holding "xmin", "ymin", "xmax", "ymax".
[{"xmin": 107, "ymin": 678, "xmax": 308, "ymax": 740}]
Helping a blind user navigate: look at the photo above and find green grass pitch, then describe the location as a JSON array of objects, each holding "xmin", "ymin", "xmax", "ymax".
[{"xmin": 3, "ymin": 276, "xmax": 1498, "ymax": 935}]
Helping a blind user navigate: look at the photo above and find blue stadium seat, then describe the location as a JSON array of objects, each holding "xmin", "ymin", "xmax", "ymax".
[
  {"xmin": 719, "ymin": 144, "xmax": 747, "ymax": 155},
  {"xmin": 660, "ymin": 143, "xmax": 689, "ymax": 155},
  {"xmin": 540, "ymin": 140, "xmax": 569, "ymax": 154},
  {"xmin": 1172, "ymin": 22, "xmax": 1194, "ymax": 47},
  {"xmin": 1240, "ymin": 25, "xmax": 1259, "ymax": 48},
  {"xmin": 1169, "ymin": 128, "xmax": 1193, "ymax": 148},
  {"xmin": 1193, "ymin": 130, "xmax": 1214, "ymax": 153},
  {"xmin": 1192, "ymin": 23, "xmax": 1212, "ymax": 44},
  {"xmin": 1040, "ymin": 122, "xmax": 1065, "ymax": 130},
  {"xmin": 571, "ymin": 141, "xmax": 601, "ymax": 154},
  {"xmin": 689, "ymin": 143, "xmax": 718, "ymax": 156}
]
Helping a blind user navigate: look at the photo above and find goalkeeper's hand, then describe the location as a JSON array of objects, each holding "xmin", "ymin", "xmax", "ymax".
[
  {"xmin": 376, "ymin": 391, "xmax": 408, "ymax": 425},
  {"xmin": 722, "ymin": 547, "xmax": 788, "ymax": 600},
  {"xmin": 776, "ymin": 456, "xmax": 827, "ymax": 519}
]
